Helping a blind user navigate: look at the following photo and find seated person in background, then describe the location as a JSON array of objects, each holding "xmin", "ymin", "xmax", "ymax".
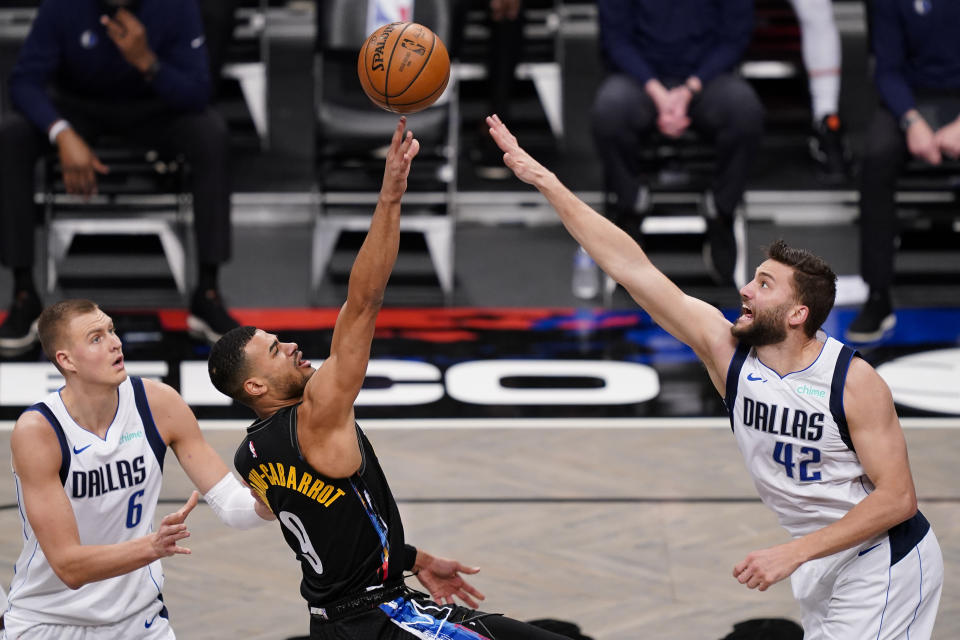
[
  {"xmin": 591, "ymin": 0, "xmax": 764, "ymax": 286},
  {"xmin": 475, "ymin": 0, "xmax": 525, "ymax": 180},
  {"xmin": 786, "ymin": 0, "xmax": 852, "ymax": 180},
  {"xmin": 0, "ymin": 0, "xmax": 239, "ymax": 353},
  {"xmin": 847, "ymin": 0, "xmax": 960, "ymax": 342}
]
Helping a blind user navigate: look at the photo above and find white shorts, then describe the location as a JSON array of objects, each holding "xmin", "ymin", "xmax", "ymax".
[
  {"xmin": 792, "ymin": 526, "xmax": 943, "ymax": 640},
  {"xmin": 2, "ymin": 597, "xmax": 174, "ymax": 640}
]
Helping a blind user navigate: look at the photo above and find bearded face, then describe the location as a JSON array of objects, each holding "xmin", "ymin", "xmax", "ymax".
[{"xmin": 731, "ymin": 300, "xmax": 791, "ymax": 346}]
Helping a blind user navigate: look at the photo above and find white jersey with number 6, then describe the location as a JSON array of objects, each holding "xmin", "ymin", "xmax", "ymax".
[{"xmin": 6, "ymin": 376, "xmax": 167, "ymax": 631}]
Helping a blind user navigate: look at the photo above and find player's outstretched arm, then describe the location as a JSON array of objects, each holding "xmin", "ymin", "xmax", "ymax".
[
  {"xmin": 486, "ymin": 114, "xmax": 735, "ymax": 376},
  {"xmin": 305, "ymin": 118, "xmax": 420, "ymax": 421},
  {"xmin": 144, "ymin": 379, "xmax": 273, "ymax": 527},
  {"xmin": 732, "ymin": 359, "xmax": 918, "ymax": 592},
  {"xmin": 412, "ymin": 548, "xmax": 486, "ymax": 609},
  {"xmin": 12, "ymin": 412, "xmax": 197, "ymax": 589}
]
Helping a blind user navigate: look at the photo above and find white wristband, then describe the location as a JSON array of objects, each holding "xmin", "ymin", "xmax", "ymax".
[
  {"xmin": 203, "ymin": 473, "xmax": 267, "ymax": 530},
  {"xmin": 48, "ymin": 119, "xmax": 70, "ymax": 145}
]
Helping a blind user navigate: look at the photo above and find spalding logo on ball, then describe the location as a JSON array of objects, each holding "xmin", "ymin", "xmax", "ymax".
[{"xmin": 358, "ymin": 22, "xmax": 450, "ymax": 114}]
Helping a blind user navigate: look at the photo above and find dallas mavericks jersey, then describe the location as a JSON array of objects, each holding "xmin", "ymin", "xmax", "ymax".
[
  {"xmin": 7, "ymin": 376, "xmax": 167, "ymax": 627},
  {"xmin": 726, "ymin": 337, "xmax": 874, "ymax": 537}
]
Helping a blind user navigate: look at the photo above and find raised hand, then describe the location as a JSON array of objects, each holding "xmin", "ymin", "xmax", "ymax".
[
  {"xmin": 381, "ymin": 117, "xmax": 421, "ymax": 202},
  {"xmin": 151, "ymin": 491, "xmax": 198, "ymax": 558},
  {"xmin": 100, "ymin": 9, "xmax": 156, "ymax": 73},
  {"xmin": 485, "ymin": 114, "xmax": 551, "ymax": 185},
  {"xmin": 415, "ymin": 554, "xmax": 486, "ymax": 608}
]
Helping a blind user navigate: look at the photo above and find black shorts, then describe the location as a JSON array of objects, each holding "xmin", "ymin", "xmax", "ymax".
[{"xmin": 309, "ymin": 591, "xmax": 571, "ymax": 640}]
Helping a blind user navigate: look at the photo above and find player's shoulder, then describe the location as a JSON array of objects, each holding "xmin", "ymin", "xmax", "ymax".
[
  {"xmin": 11, "ymin": 405, "xmax": 62, "ymax": 456},
  {"xmin": 141, "ymin": 376, "xmax": 187, "ymax": 407}
]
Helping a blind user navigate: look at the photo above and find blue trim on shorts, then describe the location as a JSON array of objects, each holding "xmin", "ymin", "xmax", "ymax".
[{"xmin": 889, "ymin": 511, "xmax": 930, "ymax": 566}]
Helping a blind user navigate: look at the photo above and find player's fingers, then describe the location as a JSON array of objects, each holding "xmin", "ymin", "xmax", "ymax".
[
  {"xmin": 171, "ymin": 491, "xmax": 199, "ymax": 522},
  {"xmin": 172, "ymin": 543, "xmax": 192, "ymax": 555},
  {"xmin": 404, "ymin": 138, "xmax": 420, "ymax": 161},
  {"xmin": 458, "ymin": 592, "xmax": 479, "ymax": 609},
  {"xmin": 460, "ymin": 582, "xmax": 485, "ymax": 602},
  {"xmin": 392, "ymin": 116, "xmax": 407, "ymax": 146}
]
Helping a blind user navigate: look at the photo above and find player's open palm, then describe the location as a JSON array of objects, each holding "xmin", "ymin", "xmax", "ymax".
[
  {"xmin": 733, "ymin": 542, "xmax": 803, "ymax": 592},
  {"xmin": 486, "ymin": 114, "xmax": 549, "ymax": 185},
  {"xmin": 415, "ymin": 555, "xmax": 486, "ymax": 608},
  {"xmin": 152, "ymin": 490, "xmax": 198, "ymax": 558}
]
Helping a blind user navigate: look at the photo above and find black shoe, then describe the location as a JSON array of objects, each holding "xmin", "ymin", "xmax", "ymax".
[
  {"xmin": 845, "ymin": 291, "xmax": 896, "ymax": 343},
  {"xmin": 187, "ymin": 289, "xmax": 239, "ymax": 343},
  {"xmin": 809, "ymin": 114, "xmax": 851, "ymax": 183},
  {"xmin": 703, "ymin": 217, "xmax": 736, "ymax": 286},
  {"xmin": 0, "ymin": 290, "xmax": 42, "ymax": 353}
]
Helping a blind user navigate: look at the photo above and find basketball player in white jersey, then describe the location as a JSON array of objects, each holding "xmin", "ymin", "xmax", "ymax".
[
  {"xmin": 486, "ymin": 114, "xmax": 943, "ymax": 639},
  {"xmin": 4, "ymin": 299, "xmax": 273, "ymax": 640}
]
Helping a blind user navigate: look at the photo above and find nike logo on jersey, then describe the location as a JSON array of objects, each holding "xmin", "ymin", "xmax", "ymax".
[
  {"xmin": 145, "ymin": 614, "xmax": 158, "ymax": 628},
  {"xmin": 73, "ymin": 443, "xmax": 92, "ymax": 454},
  {"xmin": 746, "ymin": 373, "xmax": 766, "ymax": 382},
  {"xmin": 858, "ymin": 543, "xmax": 882, "ymax": 557}
]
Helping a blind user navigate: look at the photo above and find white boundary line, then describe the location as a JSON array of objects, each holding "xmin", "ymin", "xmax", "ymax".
[{"xmin": 3, "ymin": 417, "xmax": 960, "ymax": 432}]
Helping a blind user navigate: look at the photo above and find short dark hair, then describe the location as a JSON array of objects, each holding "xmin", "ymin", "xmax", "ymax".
[
  {"xmin": 38, "ymin": 299, "xmax": 100, "ymax": 369},
  {"xmin": 208, "ymin": 326, "xmax": 257, "ymax": 404},
  {"xmin": 766, "ymin": 239, "xmax": 837, "ymax": 337}
]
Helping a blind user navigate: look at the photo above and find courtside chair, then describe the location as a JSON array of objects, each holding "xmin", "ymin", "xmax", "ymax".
[{"xmin": 311, "ymin": 0, "xmax": 459, "ymax": 304}]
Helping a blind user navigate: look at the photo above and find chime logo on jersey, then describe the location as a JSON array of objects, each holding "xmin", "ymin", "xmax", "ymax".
[{"xmin": 72, "ymin": 455, "xmax": 146, "ymax": 498}]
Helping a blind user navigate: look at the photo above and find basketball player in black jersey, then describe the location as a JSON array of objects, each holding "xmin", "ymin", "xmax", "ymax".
[{"xmin": 206, "ymin": 119, "xmax": 569, "ymax": 639}]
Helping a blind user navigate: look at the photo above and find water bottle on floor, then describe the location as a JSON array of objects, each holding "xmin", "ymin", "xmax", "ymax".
[{"xmin": 572, "ymin": 245, "xmax": 599, "ymax": 299}]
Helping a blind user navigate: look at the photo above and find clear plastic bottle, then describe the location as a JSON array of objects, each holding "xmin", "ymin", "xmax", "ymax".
[{"xmin": 572, "ymin": 245, "xmax": 599, "ymax": 299}]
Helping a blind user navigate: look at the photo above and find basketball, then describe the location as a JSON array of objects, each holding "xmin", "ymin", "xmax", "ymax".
[{"xmin": 357, "ymin": 21, "xmax": 450, "ymax": 114}]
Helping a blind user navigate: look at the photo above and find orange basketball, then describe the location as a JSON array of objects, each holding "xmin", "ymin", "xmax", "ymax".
[{"xmin": 357, "ymin": 22, "xmax": 450, "ymax": 114}]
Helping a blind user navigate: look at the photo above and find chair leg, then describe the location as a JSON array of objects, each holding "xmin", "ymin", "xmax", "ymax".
[
  {"xmin": 423, "ymin": 222, "xmax": 454, "ymax": 303},
  {"xmin": 47, "ymin": 226, "xmax": 74, "ymax": 294},
  {"xmin": 156, "ymin": 226, "xmax": 188, "ymax": 295},
  {"xmin": 310, "ymin": 217, "xmax": 342, "ymax": 303},
  {"xmin": 733, "ymin": 206, "xmax": 748, "ymax": 290}
]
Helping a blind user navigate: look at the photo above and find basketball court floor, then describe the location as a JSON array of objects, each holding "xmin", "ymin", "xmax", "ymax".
[{"xmin": 1, "ymin": 5, "xmax": 959, "ymax": 638}]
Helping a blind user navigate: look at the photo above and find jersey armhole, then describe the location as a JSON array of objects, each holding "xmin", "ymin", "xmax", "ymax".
[
  {"xmin": 130, "ymin": 377, "xmax": 167, "ymax": 469},
  {"xmin": 724, "ymin": 343, "xmax": 751, "ymax": 432},
  {"xmin": 25, "ymin": 403, "xmax": 70, "ymax": 485},
  {"xmin": 830, "ymin": 345, "xmax": 859, "ymax": 452}
]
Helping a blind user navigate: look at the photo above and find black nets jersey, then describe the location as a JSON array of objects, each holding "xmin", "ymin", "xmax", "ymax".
[{"xmin": 234, "ymin": 404, "xmax": 409, "ymax": 606}]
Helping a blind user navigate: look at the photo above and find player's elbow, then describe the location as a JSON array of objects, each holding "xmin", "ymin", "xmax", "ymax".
[
  {"xmin": 52, "ymin": 564, "xmax": 87, "ymax": 590},
  {"xmin": 892, "ymin": 489, "xmax": 918, "ymax": 525}
]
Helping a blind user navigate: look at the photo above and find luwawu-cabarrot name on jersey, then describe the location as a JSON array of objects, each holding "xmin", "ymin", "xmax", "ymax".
[
  {"xmin": 71, "ymin": 456, "xmax": 146, "ymax": 498},
  {"xmin": 741, "ymin": 397, "xmax": 824, "ymax": 442},
  {"xmin": 246, "ymin": 461, "xmax": 346, "ymax": 508}
]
